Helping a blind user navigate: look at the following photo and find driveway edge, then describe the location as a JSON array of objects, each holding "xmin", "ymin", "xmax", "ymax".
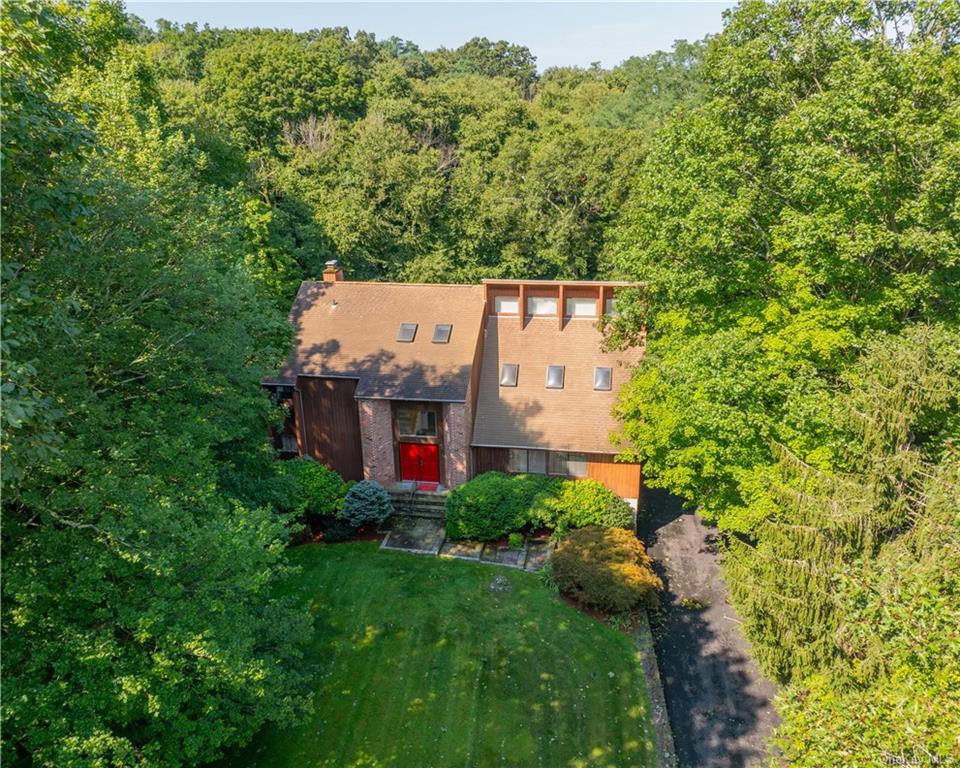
[{"xmin": 637, "ymin": 610, "xmax": 678, "ymax": 768}]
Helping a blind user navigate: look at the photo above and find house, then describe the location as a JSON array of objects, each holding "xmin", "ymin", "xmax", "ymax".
[{"xmin": 264, "ymin": 261, "xmax": 645, "ymax": 504}]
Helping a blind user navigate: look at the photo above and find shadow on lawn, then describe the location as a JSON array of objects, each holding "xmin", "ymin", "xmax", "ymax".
[{"xmin": 636, "ymin": 486, "xmax": 779, "ymax": 768}]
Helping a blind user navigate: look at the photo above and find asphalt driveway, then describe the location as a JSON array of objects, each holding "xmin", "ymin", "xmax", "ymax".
[{"xmin": 637, "ymin": 487, "xmax": 779, "ymax": 768}]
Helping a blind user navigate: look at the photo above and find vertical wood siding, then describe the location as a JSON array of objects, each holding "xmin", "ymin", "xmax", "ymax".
[
  {"xmin": 472, "ymin": 446, "xmax": 511, "ymax": 474},
  {"xmin": 295, "ymin": 376, "xmax": 364, "ymax": 480},
  {"xmin": 586, "ymin": 454, "xmax": 641, "ymax": 498}
]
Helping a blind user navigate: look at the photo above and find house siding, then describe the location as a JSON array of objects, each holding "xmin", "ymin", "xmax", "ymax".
[
  {"xmin": 442, "ymin": 402, "xmax": 470, "ymax": 488},
  {"xmin": 358, "ymin": 399, "xmax": 395, "ymax": 485},
  {"xmin": 294, "ymin": 376, "xmax": 364, "ymax": 480}
]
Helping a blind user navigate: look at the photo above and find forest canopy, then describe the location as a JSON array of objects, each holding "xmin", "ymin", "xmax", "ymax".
[{"xmin": 2, "ymin": 0, "xmax": 958, "ymax": 765}]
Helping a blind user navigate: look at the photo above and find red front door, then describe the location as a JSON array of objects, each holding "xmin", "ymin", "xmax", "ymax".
[{"xmin": 399, "ymin": 442, "xmax": 440, "ymax": 483}]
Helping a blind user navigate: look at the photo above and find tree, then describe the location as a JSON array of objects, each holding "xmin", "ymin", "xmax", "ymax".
[
  {"xmin": 2, "ymin": 4, "xmax": 311, "ymax": 764},
  {"xmin": 203, "ymin": 30, "xmax": 362, "ymax": 148}
]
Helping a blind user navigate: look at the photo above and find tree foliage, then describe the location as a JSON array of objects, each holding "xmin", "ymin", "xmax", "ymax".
[
  {"xmin": 606, "ymin": 0, "xmax": 960, "ymax": 760},
  {"xmin": 2, "ymin": 3, "xmax": 311, "ymax": 765}
]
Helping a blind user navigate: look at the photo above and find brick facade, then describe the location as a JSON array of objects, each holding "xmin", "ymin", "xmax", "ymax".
[
  {"xmin": 357, "ymin": 399, "xmax": 395, "ymax": 485},
  {"xmin": 442, "ymin": 402, "xmax": 470, "ymax": 488}
]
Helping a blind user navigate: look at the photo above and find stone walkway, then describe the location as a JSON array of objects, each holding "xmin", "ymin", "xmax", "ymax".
[{"xmin": 381, "ymin": 517, "xmax": 554, "ymax": 572}]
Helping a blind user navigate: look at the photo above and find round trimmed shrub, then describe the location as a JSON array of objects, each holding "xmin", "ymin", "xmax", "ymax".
[
  {"xmin": 445, "ymin": 472, "xmax": 557, "ymax": 541},
  {"xmin": 340, "ymin": 480, "xmax": 393, "ymax": 528},
  {"xmin": 552, "ymin": 526, "xmax": 662, "ymax": 612},
  {"xmin": 282, "ymin": 458, "xmax": 348, "ymax": 516},
  {"xmin": 551, "ymin": 479, "xmax": 634, "ymax": 530}
]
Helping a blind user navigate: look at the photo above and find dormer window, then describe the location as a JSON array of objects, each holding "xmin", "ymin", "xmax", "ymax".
[
  {"xmin": 566, "ymin": 297, "xmax": 597, "ymax": 317},
  {"xmin": 594, "ymin": 367, "xmax": 612, "ymax": 391},
  {"xmin": 494, "ymin": 295, "xmax": 520, "ymax": 314},
  {"xmin": 396, "ymin": 323, "xmax": 418, "ymax": 342},
  {"xmin": 500, "ymin": 363, "xmax": 519, "ymax": 387},
  {"xmin": 432, "ymin": 324, "xmax": 452, "ymax": 343},
  {"xmin": 527, "ymin": 296, "xmax": 558, "ymax": 316},
  {"xmin": 546, "ymin": 365, "xmax": 565, "ymax": 389}
]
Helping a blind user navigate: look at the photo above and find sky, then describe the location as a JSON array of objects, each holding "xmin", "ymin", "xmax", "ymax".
[{"xmin": 125, "ymin": 2, "xmax": 736, "ymax": 70}]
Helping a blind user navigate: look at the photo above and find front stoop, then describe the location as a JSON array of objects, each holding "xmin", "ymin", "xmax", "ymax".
[
  {"xmin": 386, "ymin": 485, "xmax": 448, "ymax": 520},
  {"xmin": 382, "ymin": 521, "xmax": 554, "ymax": 573}
]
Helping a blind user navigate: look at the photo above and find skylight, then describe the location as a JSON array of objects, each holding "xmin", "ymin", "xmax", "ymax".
[
  {"xmin": 594, "ymin": 367, "xmax": 612, "ymax": 391},
  {"xmin": 432, "ymin": 323, "xmax": 452, "ymax": 343},
  {"xmin": 397, "ymin": 322, "xmax": 418, "ymax": 342},
  {"xmin": 546, "ymin": 365, "xmax": 565, "ymax": 389},
  {"xmin": 500, "ymin": 363, "xmax": 519, "ymax": 387}
]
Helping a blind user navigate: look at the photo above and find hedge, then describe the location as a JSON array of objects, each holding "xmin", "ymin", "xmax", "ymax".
[
  {"xmin": 445, "ymin": 472, "xmax": 557, "ymax": 541},
  {"xmin": 282, "ymin": 458, "xmax": 348, "ymax": 516},
  {"xmin": 445, "ymin": 472, "xmax": 634, "ymax": 541}
]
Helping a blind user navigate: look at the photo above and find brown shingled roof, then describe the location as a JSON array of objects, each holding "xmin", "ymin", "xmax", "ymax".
[
  {"xmin": 471, "ymin": 315, "xmax": 644, "ymax": 453},
  {"xmin": 275, "ymin": 281, "xmax": 486, "ymax": 401}
]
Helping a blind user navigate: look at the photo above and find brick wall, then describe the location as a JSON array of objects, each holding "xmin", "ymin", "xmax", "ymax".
[
  {"xmin": 358, "ymin": 399, "xmax": 395, "ymax": 485},
  {"xmin": 442, "ymin": 402, "xmax": 470, "ymax": 488}
]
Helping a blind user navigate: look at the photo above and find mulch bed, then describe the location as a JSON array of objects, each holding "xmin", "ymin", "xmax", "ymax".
[{"xmin": 559, "ymin": 594, "xmax": 637, "ymax": 634}]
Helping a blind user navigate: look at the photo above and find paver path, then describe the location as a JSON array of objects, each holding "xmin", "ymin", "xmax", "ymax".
[
  {"xmin": 381, "ymin": 517, "xmax": 552, "ymax": 571},
  {"xmin": 637, "ymin": 490, "xmax": 779, "ymax": 768}
]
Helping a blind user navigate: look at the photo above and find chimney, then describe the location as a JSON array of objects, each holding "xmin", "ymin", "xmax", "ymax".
[{"xmin": 322, "ymin": 259, "xmax": 344, "ymax": 282}]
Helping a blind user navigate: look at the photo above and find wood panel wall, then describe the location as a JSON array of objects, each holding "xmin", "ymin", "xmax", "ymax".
[
  {"xmin": 295, "ymin": 375, "xmax": 364, "ymax": 480},
  {"xmin": 586, "ymin": 454, "xmax": 642, "ymax": 499},
  {"xmin": 472, "ymin": 446, "xmax": 511, "ymax": 474}
]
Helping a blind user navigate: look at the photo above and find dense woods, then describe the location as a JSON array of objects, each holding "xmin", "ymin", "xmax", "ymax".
[{"xmin": 2, "ymin": 0, "xmax": 957, "ymax": 765}]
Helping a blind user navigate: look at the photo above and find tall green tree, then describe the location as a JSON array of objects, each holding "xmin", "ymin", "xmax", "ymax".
[{"xmin": 2, "ymin": 3, "xmax": 310, "ymax": 765}]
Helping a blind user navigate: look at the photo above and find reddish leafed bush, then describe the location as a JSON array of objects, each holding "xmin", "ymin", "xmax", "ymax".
[{"xmin": 552, "ymin": 526, "xmax": 662, "ymax": 613}]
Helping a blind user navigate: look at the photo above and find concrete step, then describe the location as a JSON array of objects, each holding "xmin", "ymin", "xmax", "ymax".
[{"xmin": 388, "ymin": 489, "xmax": 447, "ymax": 520}]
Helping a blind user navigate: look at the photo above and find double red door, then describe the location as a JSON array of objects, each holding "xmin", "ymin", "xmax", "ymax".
[{"xmin": 399, "ymin": 442, "xmax": 440, "ymax": 484}]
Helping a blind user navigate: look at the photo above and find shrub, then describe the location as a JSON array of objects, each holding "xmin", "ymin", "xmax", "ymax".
[
  {"xmin": 320, "ymin": 518, "xmax": 356, "ymax": 543},
  {"xmin": 550, "ymin": 479, "xmax": 634, "ymax": 530},
  {"xmin": 508, "ymin": 532, "xmax": 524, "ymax": 549},
  {"xmin": 282, "ymin": 458, "xmax": 348, "ymax": 516},
  {"xmin": 552, "ymin": 527, "xmax": 662, "ymax": 613},
  {"xmin": 341, "ymin": 480, "xmax": 393, "ymax": 528},
  {"xmin": 445, "ymin": 472, "xmax": 557, "ymax": 541}
]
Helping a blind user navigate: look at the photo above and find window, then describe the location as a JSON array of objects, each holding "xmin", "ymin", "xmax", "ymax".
[
  {"xmin": 396, "ymin": 408, "xmax": 437, "ymax": 438},
  {"xmin": 432, "ymin": 323, "xmax": 452, "ymax": 343},
  {"xmin": 527, "ymin": 450, "xmax": 547, "ymax": 474},
  {"xmin": 280, "ymin": 434, "xmax": 298, "ymax": 453},
  {"xmin": 545, "ymin": 365, "xmax": 565, "ymax": 389},
  {"xmin": 594, "ymin": 367, "xmax": 612, "ymax": 391},
  {"xmin": 494, "ymin": 295, "xmax": 520, "ymax": 314},
  {"xmin": 500, "ymin": 363, "xmax": 519, "ymax": 387},
  {"xmin": 269, "ymin": 385, "xmax": 294, "ymax": 404},
  {"xmin": 605, "ymin": 298, "xmax": 618, "ymax": 317},
  {"xmin": 565, "ymin": 297, "xmax": 597, "ymax": 317},
  {"xmin": 527, "ymin": 296, "xmax": 557, "ymax": 316},
  {"xmin": 507, "ymin": 448, "xmax": 546, "ymax": 474},
  {"xmin": 567, "ymin": 453, "xmax": 588, "ymax": 477},
  {"xmin": 548, "ymin": 452, "xmax": 588, "ymax": 477},
  {"xmin": 397, "ymin": 322, "xmax": 418, "ymax": 342}
]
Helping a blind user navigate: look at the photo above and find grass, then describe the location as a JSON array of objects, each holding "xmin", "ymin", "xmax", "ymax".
[{"xmin": 223, "ymin": 541, "xmax": 657, "ymax": 768}]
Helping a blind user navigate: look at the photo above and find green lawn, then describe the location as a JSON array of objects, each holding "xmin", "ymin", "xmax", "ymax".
[{"xmin": 223, "ymin": 541, "xmax": 657, "ymax": 768}]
